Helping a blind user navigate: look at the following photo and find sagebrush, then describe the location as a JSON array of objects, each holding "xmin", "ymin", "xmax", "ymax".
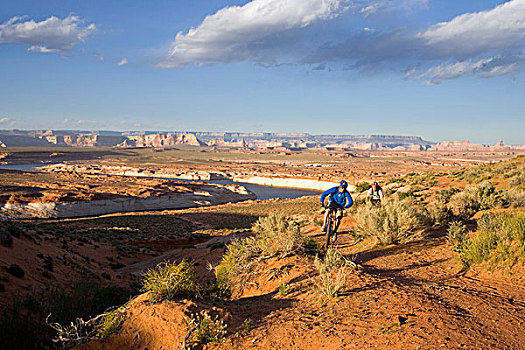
[
  {"xmin": 142, "ymin": 260, "xmax": 197, "ymax": 302},
  {"xmin": 460, "ymin": 213, "xmax": 525, "ymax": 268},
  {"xmin": 449, "ymin": 181, "xmax": 506, "ymax": 220},
  {"xmin": 312, "ymin": 248, "xmax": 349, "ymax": 298},
  {"xmin": 215, "ymin": 214, "xmax": 309, "ymax": 296},
  {"xmin": 356, "ymin": 199, "xmax": 427, "ymax": 245}
]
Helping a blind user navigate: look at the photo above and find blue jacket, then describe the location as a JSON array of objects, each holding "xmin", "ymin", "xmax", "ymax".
[{"xmin": 320, "ymin": 186, "xmax": 353, "ymax": 208}]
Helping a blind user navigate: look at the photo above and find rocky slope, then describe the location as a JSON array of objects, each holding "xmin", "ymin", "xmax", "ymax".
[{"xmin": 0, "ymin": 170, "xmax": 254, "ymax": 219}]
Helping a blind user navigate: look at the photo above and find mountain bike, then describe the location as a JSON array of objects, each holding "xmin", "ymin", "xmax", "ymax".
[{"xmin": 323, "ymin": 203, "xmax": 340, "ymax": 249}]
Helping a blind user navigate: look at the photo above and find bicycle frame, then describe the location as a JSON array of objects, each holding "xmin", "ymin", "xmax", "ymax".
[{"xmin": 324, "ymin": 206, "xmax": 338, "ymax": 249}]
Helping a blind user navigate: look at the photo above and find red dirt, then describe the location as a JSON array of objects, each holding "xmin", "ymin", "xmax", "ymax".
[{"xmin": 76, "ymin": 217, "xmax": 525, "ymax": 350}]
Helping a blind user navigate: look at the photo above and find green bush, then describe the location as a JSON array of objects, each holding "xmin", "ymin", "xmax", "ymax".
[
  {"xmin": 96, "ymin": 307, "xmax": 127, "ymax": 338},
  {"xmin": 356, "ymin": 199, "xmax": 427, "ymax": 245},
  {"xmin": 509, "ymin": 172, "xmax": 525, "ymax": 188},
  {"xmin": 278, "ymin": 283, "xmax": 290, "ymax": 296},
  {"xmin": 142, "ymin": 260, "xmax": 197, "ymax": 302},
  {"xmin": 355, "ymin": 182, "xmax": 371, "ymax": 193},
  {"xmin": 252, "ymin": 214, "xmax": 304, "ymax": 258},
  {"xmin": 426, "ymin": 200, "xmax": 451, "ymax": 228},
  {"xmin": 436, "ymin": 187, "xmax": 460, "ymax": 203},
  {"xmin": 188, "ymin": 311, "xmax": 227, "ymax": 345},
  {"xmin": 215, "ymin": 215, "xmax": 309, "ymax": 296},
  {"xmin": 397, "ymin": 191, "xmax": 416, "ymax": 200},
  {"xmin": 447, "ymin": 221, "xmax": 467, "ymax": 250},
  {"xmin": 312, "ymin": 248, "xmax": 349, "ymax": 298},
  {"xmin": 449, "ymin": 181, "xmax": 506, "ymax": 220},
  {"xmin": 313, "ymin": 248, "xmax": 345, "ymax": 275},
  {"xmin": 505, "ymin": 189, "xmax": 525, "ymax": 207},
  {"xmin": 460, "ymin": 213, "xmax": 525, "ymax": 268}
]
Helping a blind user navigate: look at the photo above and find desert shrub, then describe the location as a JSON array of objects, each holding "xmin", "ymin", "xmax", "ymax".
[
  {"xmin": 405, "ymin": 172, "xmax": 436, "ymax": 186},
  {"xmin": 355, "ymin": 182, "xmax": 371, "ymax": 193},
  {"xmin": 142, "ymin": 260, "xmax": 197, "ymax": 302},
  {"xmin": 356, "ymin": 199, "xmax": 427, "ymax": 245},
  {"xmin": 187, "ymin": 312, "xmax": 227, "ymax": 345},
  {"xmin": 505, "ymin": 189, "xmax": 525, "ymax": 207},
  {"xmin": 312, "ymin": 248, "xmax": 349, "ymax": 298},
  {"xmin": 6, "ymin": 264, "xmax": 24, "ymax": 278},
  {"xmin": 278, "ymin": 283, "xmax": 290, "ymax": 296},
  {"xmin": 449, "ymin": 181, "xmax": 506, "ymax": 220},
  {"xmin": 436, "ymin": 187, "xmax": 460, "ymax": 203},
  {"xmin": 96, "ymin": 307, "xmax": 127, "ymax": 338},
  {"xmin": 313, "ymin": 248, "xmax": 345, "ymax": 274},
  {"xmin": 1, "ymin": 283, "xmax": 132, "ymax": 349},
  {"xmin": 0, "ymin": 231, "xmax": 13, "ymax": 247},
  {"xmin": 387, "ymin": 177, "xmax": 405, "ymax": 184},
  {"xmin": 426, "ymin": 200, "xmax": 451, "ymax": 228},
  {"xmin": 238, "ymin": 318, "xmax": 253, "ymax": 335},
  {"xmin": 460, "ymin": 213, "xmax": 525, "ymax": 268},
  {"xmin": 457, "ymin": 165, "xmax": 491, "ymax": 184},
  {"xmin": 398, "ymin": 191, "xmax": 416, "ymax": 200},
  {"xmin": 216, "ymin": 215, "xmax": 309, "ymax": 295},
  {"xmin": 6, "ymin": 224, "xmax": 22, "ymax": 238},
  {"xmin": 460, "ymin": 228, "xmax": 499, "ymax": 268},
  {"xmin": 447, "ymin": 221, "xmax": 467, "ymax": 250},
  {"xmin": 509, "ymin": 172, "xmax": 525, "ymax": 187},
  {"xmin": 252, "ymin": 214, "xmax": 304, "ymax": 257}
]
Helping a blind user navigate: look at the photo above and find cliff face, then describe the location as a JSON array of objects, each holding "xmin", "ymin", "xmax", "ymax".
[
  {"xmin": 125, "ymin": 133, "xmax": 205, "ymax": 147},
  {"xmin": 1, "ymin": 130, "xmax": 524, "ymax": 151},
  {"xmin": 1, "ymin": 132, "xmax": 203, "ymax": 148},
  {"xmin": 429, "ymin": 140, "xmax": 524, "ymax": 151}
]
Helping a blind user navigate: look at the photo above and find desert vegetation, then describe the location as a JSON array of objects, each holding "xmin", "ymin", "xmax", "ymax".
[
  {"xmin": 3, "ymin": 154, "xmax": 525, "ymax": 349},
  {"xmin": 459, "ymin": 213, "xmax": 525, "ymax": 268},
  {"xmin": 142, "ymin": 260, "xmax": 197, "ymax": 302},
  {"xmin": 312, "ymin": 248, "xmax": 352, "ymax": 298},
  {"xmin": 355, "ymin": 199, "xmax": 427, "ymax": 245},
  {"xmin": 215, "ymin": 214, "xmax": 315, "ymax": 296}
]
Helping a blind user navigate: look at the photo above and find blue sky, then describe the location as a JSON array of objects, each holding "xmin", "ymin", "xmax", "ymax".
[{"xmin": 1, "ymin": 0, "xmax": 524, "ymax": 144}]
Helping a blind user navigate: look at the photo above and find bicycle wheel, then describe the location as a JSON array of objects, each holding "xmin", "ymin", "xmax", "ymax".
[
  {"xmin": 331, "ymin": 220, "xmax": 338, "ymax": 243},
  {"xmin": 325, "ymin": 216, "xmax": 332, "ymax": 249}
]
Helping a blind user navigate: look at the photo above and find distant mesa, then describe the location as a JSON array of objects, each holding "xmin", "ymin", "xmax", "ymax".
[
  {"xmin": 0, "ymin": 130, "xmax": 523, "ymax": 151},
  {"xmin": 429, "ymin": 140, "xmax": 525, "ymax": 151}
]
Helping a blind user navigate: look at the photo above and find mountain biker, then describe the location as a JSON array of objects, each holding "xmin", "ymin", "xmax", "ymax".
[
  {"xmin": 366, "ymin": 181, "xmax": 383, "ymax": 206},
  {"xmin": 320, "ymin": 180, "xmax": 353, "ymax": 234}
]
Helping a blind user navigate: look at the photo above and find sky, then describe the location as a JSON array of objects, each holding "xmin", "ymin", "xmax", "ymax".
[{"xmin": 0, "ymin": 0, "xmax": 524, "ymax": 144}]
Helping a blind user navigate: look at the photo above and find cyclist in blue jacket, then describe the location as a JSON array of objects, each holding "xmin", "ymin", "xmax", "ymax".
[{"xmin": 320, "ymin": 180, "xmax": 353, "ymax": 234}]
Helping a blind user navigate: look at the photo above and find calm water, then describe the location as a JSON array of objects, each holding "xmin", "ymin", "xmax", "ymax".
[
  {"xmin": 0, "ymin": 163, "xmax": 49, "ymax": 171},
  {"xmin": 0, "ymin": 164, "xmax": 320, "ymax": 200},
  {"xmin": 205, "ymin": 179, "xmax": 320, "ymax": 200}
]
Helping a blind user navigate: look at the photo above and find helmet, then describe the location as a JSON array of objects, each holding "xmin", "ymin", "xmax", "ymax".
[
  {"xmin": 339, "ymin": 180, "xmax": 348, "ymax": 189},
  {"xmin": 372, "ymin": 181, "xmax": 378, "ymax": 186}
]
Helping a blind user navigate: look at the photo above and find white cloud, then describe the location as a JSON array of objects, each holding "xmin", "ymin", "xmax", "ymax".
[
  {"xmin": 117, "ymin": 58, "xmax": 128, "ymax": 66},
  {"xmin": 0, "ymin": 15, "xmax": 96, "ymax": 53},
  {"xmin": 358, "ymin": 0, "xmax": 428, "ymax": 17},
  {"xmin": 407, "ymin": 51, "xmax": 525, "ymax": 83},
  {"xmin": 360, "ymin": 2, "xmax": 383, "ymax": 17},
  {"xmin": 0, "ymin": 117, "xmax": 16, "ymax": 127},
  {"xmin": 156, "ymin": 0, "xmax": 525, "ymax": 82},
  {"xmin": 418, "ymin": 0, "xmax": 525, "ymax": 58},
  {"xmin": 159, "ymin": 0, "xmax": 350, "ymax": 68},
  {"xmin": 309, "ymin": 0, "xmax": 525, "ymax": 81}
]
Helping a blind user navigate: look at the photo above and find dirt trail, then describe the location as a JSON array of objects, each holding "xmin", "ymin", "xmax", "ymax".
[
  {"xmin": 80, "ymin": 216, "xmax": 525, "ymax": 350},
  {"xmin": 204, "ymin": 227, "xmax": 525, "ymax": 350}
]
